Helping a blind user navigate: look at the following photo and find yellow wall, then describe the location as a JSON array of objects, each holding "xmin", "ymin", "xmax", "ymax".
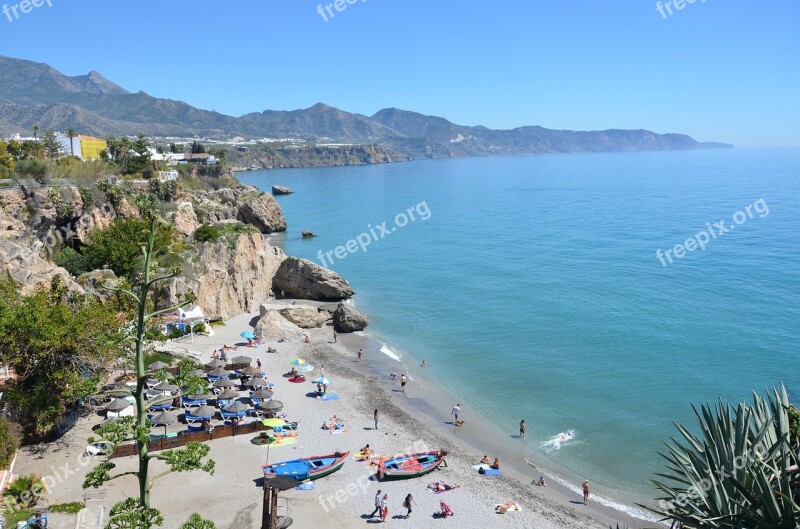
[{"xmin": 80, "ymin": 138, "xmax": 107, "ymax": 160}]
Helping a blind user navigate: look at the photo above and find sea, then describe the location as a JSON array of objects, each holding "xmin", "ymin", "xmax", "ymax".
[{"xmin": 238, "ymin": 147, "xmax": 800, "ymax": 513}]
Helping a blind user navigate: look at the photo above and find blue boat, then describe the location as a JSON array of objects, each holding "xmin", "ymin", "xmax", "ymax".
[
  {"xmin": 262, "ymin": 452, "xmax": 349, "ymax": 481},
  {"xmin": 377, "ymin": 450, "xmax": 448, "ymax": 480}
]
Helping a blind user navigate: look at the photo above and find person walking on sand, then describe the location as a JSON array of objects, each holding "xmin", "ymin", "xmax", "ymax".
[
  {"xmin": 582, "ymin": 480, "xmax": 590, "ymax": 505},
  {"xmin": 370, "ymin": 489, "xmax": 382, "ymax": 517},
  {"xmin": 520, "ymin": 419, "xmax": 526, "ymax": 438},
  {"xmin": 452, "ymin": 403, "xmax": 461, "ymax": 424},
  {"xmin": 374, "ymin": 408, "xmax": 379, "ymax": 430},
  {"xmin": 402, "ymin": 493, "xmax": 416, "ymax": 518},
  {"xmin": 400, "ymin": 374, "xmax": 408, "ymax": 392},
  {"xmin": 333, "ymin": 328, "xmax": 338, "ymax": 343},
  {"xmin": 380, "ymin": 493, "xmax": 389, "ymax": 522},
  {"xmin": 358, "ymin": 348, "xmax": 363, "ymax": 362},
  {"xmin": 256, "ymin": 358, "xmax": 262, "ymax": 371}
]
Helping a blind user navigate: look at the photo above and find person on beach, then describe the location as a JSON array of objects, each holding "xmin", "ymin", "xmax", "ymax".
[
  {"xmin": 491, "ymin": 457, "xmax": 501, "ymax": 470},
  {"xmin": 538, "ymin": 476, "xmax": 547, "ymax": 487},
  {"xmin": 380, "ymin": 494, "xmax": 389, "ymax": 522},
  {"xmin": 358, "ymin": 348, "xmax": 363, "ymax": 362},
  {"xmin": 582, "ymin": 480, "xmax": 590, "ymax": 505},
  {"xmin": 304, "ymin": 335, "xmax": 311, "ymax": 344},
  {"xmin": 320, "ymin": 365, "xmax": 325, "ymax": 377},
  {"xmin": 452, "ymin": 404, "xmax": 461, "ymax": 424},
  {"xmin": 256, "ymin": 358, "xmax": 262, "ymax": 370},
  {"xmin": 374, "ymin": 409, "xmax": 379, "ymax": 430},
  {"xmin": 322, "ymin": 383, "xmax": 328, "ymax": 394},
  {"xmin": 390, "ymin": 373, "xmax": 397, "ymax": 380},
  {"xmin": 316, "ymin": 383, "xmax": 323, "ymax": 396},
  {"xmin": 333, "ymin": 329, "xmax": 338, "ymax": 343},
  {"xmin": 313, "ymin": 348, "xmax": 319, "ymax": 357},
  {"xmin": 520, "ymin": 419, "xmax": 526, "ymax": 438},
  {"xmin": 421, "ymin": 360, "xmax": 427, "ymax": 367},
  {"xmin": 400, "ymin": 374, "xmax": 408, "ymax": 392},
  {"xmin": 370, "ymin": 490, "xmax": 382, "ymax": 517},
  {"xmin": 402, "ymin": 493, "xmax": 416, "ymax": 518},
  {"xmin": 480, "ymin": 455, "xmax": 491, "ymax": 465}
]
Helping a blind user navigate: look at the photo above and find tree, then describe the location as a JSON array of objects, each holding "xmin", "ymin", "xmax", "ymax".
[
  {"xmin": 0, "ymin": 418, "xmax": 20, "ymax": 469},
  {"xmin": 0, "ymin": 140, "xmax": 14, "ymax": 171},
  {"xmin": 0, "ymin": 276, "xmax": 123, "ymax": 437},
  {"xmin": 41, "ymin": 130, "xmax": 61, "ymax": 159},
  {"xmin": 83, "ymin": 201, "xmax": 213, "ymax": 526},
  {"xmin": 84, "ymin": 218, "xmax": 177, "ymax": 278},
  {"xmin": 32, "ymin": 124, "xmax": 39, "ymax": 139},
  {"xmin": 190, "ymin": 141, "xmax": 206, "ymax": 154},
  {"xmin": 67, "ymin": 129, "xmax": 77, "ymax": 158},
  {"xmin": 648, "ymin": 386, "xmax": 800, "ymax": 529}
]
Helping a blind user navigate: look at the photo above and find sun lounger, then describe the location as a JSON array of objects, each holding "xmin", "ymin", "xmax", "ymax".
[{"xmin": 84, "ymin": 441, "xmax": 114, "ymax": 456}]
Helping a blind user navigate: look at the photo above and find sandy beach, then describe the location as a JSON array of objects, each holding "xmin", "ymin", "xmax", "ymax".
[{"xmin": 14, "ymin": 304, "xmax": 648, "ymax": 529}]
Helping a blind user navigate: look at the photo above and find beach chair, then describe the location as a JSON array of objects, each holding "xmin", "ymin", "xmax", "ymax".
[{"xmin": 84, "ymin": 441, "xmax": 114, "ymax": 457}]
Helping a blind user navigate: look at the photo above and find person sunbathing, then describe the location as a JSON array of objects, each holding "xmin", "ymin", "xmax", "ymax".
[
  {"xmin": 289, "ymin": 367, "xmax": 299, "ymax": 377},
  {"xmin": 480, "ymin": 455, "xmax": 491, "ymax": 465},
  {"xmin": 496, "ymin": 501, "xmax": 519, "ymax": 512},
  {"xmin": 428, "ymin": 482, "xmax": 460, "ymax": 492},
  {"xmin": 491, "ymin": 457, "xmax": 501, "ymax": 470},
  {"xmin": 223, "ymin": 344, "xmax": 237, "ymax": 350}
]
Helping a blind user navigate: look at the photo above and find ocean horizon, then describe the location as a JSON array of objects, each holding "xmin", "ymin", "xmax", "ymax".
[{"xmin": 239, "ymin": 147, "xmax": 800, "ymax": 509}]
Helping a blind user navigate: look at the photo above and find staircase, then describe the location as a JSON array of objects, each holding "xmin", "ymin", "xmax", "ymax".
[{"xmin": 75, "ymin": 490, "xmax": 106, "ymax": 529}]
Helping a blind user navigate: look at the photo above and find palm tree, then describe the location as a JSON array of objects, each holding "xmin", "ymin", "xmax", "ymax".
[
  {"xmin": 648, "ymin": 386, "xmax": 800, "ymax": 529},
  {"xmin": 32, "ymin": 124, "xmax": 39, "ymax": 140},
  {"xmin": 4, "ymin": 474, "xmax": 44, "ymax": 508},
  {"xmin": 67, "ymin": 128, "xmax": 76, "ymax": 158}
]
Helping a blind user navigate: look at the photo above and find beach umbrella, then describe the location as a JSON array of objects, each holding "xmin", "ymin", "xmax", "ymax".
[
  {"xmin": 260, "ymin": 400, "xmax": 284, "ymax": 411},
  {"xmin": 205, "ymin": 359, "xmax": 226, "ymax": 369},
  {"xmin": 190, "ymin": 369, "xmax": 205, "ymax": 377},
  {"xmin": 186, "ymin": 405, "xmax": 216, "ymax": 419},
  {"xmin": 107, "ymin": 388, "xmax": 133, "ymax": 398},
  {"xmin": 213, "ymin": 378, "xmax": 238, "ymax": 388},
  {"xmin": 230, "ymin": 355, "xmax": 252, "ymax": 365},
  {"xmin": 208, "ymin": 368, "xmax": 231, "ymax": 378},
  {"xmin": 312, "ymin": 377, "xmax": 332, "ymax": 386},
  {"xmin": 223, "ymin": 402, "xmax": 250, "ymax": 416},
  {"xmin": 186, "ymin": 393, "xmax": 210, "ymax": 401},
  {"xmin": 290, "ymin": 358, "xmax": 306, "ymax": 366},
  {"xmin": 148, "ymin": 361, "xmax": 170, "ymax": 371},
  {"xmin": 240, "ymin": 331, "xmax": 256, "ymax": 340},
  {"xmin": 298, "ymin": 365, "xmax": 314, "ymax": 373},
  {"xmin": 153, "ymin": 381, "xmax": 179, "ymax": 393},
  {"xmin": 248, "ymin": 377, "xmax": 269, "ymax": 387},
  {"xmin": 239, "ymin": 366, "xmax": 262, "ymax": 376},
  {"xmin": 216, "ymin": 389, "xmax": 240, "ymax": 400},
  {"xmin": 261, "ymin": 418, "xmax": 285, "ymax": 428},
  {"xmin": 150, "ymin": 411, "xmax": 177, "ymax": 426},
  {"xmin": 104, "ymin": 398, "xmax": 131, "ymax": 412},
  {"xmin": 251, "ymin": 388, "xmax": 274, "ymax": 399}
]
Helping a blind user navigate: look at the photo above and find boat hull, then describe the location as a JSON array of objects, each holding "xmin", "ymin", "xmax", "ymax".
[
  {"xmin": 378, "ymin": 451, "xmax": 447, "ymax": 480},
  {"xmin": 263, "ymin": 452, "xmax": 349, "ymax": 481}
]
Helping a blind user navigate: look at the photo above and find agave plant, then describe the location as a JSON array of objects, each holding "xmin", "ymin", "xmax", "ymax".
[{"xmin": 648, "ymin": 385, "xmax": 800, "ymax": 528}]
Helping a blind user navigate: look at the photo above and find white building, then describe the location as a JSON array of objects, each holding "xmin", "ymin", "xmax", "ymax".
[{"xmin": 158, "ymin": 170, "xmax": 180, "ymax": 182}]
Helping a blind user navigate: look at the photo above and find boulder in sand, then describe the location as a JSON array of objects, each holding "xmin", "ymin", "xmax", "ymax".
[
  {"xmin": 256, "ymin": 310, "xmax": 306, "ymax": 342},
  {"xmin": 273, "ymin": 257, "xmax": 355, "ymax": 301},
  {"xmin": 333, "ymin": 302, "xmax": 369, "ymax": 332}
]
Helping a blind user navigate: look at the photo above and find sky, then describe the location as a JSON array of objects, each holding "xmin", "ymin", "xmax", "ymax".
[{"xmin": 1, "ymin": 0, "xmax": 798, "ymax": 147}]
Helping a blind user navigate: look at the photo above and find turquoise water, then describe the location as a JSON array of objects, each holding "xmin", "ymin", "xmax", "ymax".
[{"xmin": 239, "ymin": 148, "xmax": 800, "ymax": 506}]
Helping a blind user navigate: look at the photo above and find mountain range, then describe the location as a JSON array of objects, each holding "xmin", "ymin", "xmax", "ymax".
[{"xmin": 0, "ymin": 55, "xmax": 731, "ymax": 158}]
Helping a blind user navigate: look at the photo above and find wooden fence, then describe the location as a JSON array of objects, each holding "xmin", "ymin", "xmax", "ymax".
[{"xmin": 110, "ymin": 420, "xmax": 270, "ymax": 458}]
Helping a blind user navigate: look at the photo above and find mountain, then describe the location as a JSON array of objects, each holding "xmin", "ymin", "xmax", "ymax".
[{"xmin": 0, "ymin": 55, "xmax": 732, "ymax": 157}]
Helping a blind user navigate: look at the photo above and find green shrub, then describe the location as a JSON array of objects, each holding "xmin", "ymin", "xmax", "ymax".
[
  {"xmin": 180, "ymin": 513, "xmax": 216, "ymax": 529},
  {"xmin": 0, "ymin": 418, "xmax": 20, "ymax": 469},
  {"xmin": 14, "ymin": 159, "xmax": 48, "ymax": 182},
  {"xmin": 84, "ymin": 218, "xmax": 177, "ymax": 278},
  {"xmin": 53, "ymin": 247, "xmax": 90, "ymax": 277},
  {"xmin": 3, "ymin": 474, "xmax": 44, "ymax": 508},
  {"xmin": 194, "ymin": 224, "xmax": 221, "ymax": 242}
]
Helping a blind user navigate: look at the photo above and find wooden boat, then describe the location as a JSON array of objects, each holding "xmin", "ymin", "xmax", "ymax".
[
  {"xmin": 377, "ymin": 450, "xmax": 448, "ymax": 480},
  {"xmin": 262, "ymin": 451, "xmax": 349, "ymax": 481}
]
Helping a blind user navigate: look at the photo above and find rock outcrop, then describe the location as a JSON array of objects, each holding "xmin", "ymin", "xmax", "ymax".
[
  {"xmin": 273, "ymin": 257, "xmax": 355, "ymax": 301},
  {"xmin": 162, "ymin": 233, "xmax": 287, "ymax": 320},
  {"xmin": 333, "ymin": 302, "xmax": 369, "ymax": 332},
  {"xmin": 173, "ymin": 202, "xmax": 199, "ymax": 236},
  {"xmin": 77, "ymin": 269, "xmax": 118, "ymax": 302},
  {"xmin": 272, "ymin": 185, "xmax": 293, "ymax": 195},
  {"xmin": 255, "ymin": 310, "xmax": 306, "ymax": 342},
  {"xmin": 0, "ymin": 238, "xmax": 83, "ymax": 295},
  {"xmin": 258, "ymin": 302, "xmax": 329, "ymax": 329},
  {"xmin": 237, "ymin": 193, "xmax": 287, "ymax": 233}
]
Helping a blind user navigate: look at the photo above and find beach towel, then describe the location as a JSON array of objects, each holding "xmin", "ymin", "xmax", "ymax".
[
  {"xmin": 295, "ymin": 482, "xmax": 316, "ymax": 491},
  {"xmin": 266, "ymin": 437, "xmax": 297, "ymax": 448},
  {"xmin": 478, "ymin": 468, "xmax": 502, "ymax": 477},
  {"xmin": 472, "ymin": 464, "xmax": 491, "ymax": 471},
  {"xmin": 320, "ymin": 393, "xmax": 340, "ymax": 401},
  {"xmin": 329, "ymin": 428, "xmax": 350, "ymax": 435},
  {"xmin": 495, "ymin": 503, "xmax": 522, "ymax": 513}
]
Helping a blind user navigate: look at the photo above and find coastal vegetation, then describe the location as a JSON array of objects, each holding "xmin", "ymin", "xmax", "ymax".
[
  {"xmin": 649, "ymin": 386, "xmax": 800, "ymax": 528},
  {"xmin": 0, "ymin": 419, "xmax": 20, "ymax": 469}
]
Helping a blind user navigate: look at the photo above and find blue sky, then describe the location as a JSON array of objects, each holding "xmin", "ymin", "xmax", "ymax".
[{"xmin": 1, "ymin": 0, "xmax": 798, "ymax": 146}]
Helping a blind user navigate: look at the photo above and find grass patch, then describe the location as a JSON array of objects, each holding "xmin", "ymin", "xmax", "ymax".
[
  {"xmin": 50, "ymin": 501, "xmax": 85, "ymax": 514},
  {"xmin": 210, "ymin": 320, "xmax": 226, "ymax": 327},
  {"xmin": 3, "ymin": 508, "xmax": 34, "ymax": 527},
  {"xmin": 144, "ymin": 351, "xmax": 173, "ymax": 367}
]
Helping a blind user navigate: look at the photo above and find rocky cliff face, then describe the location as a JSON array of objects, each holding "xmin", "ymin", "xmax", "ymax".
[{"xmin": 160, "ymin": 233, "xmax": 287, "ymax": 320}]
